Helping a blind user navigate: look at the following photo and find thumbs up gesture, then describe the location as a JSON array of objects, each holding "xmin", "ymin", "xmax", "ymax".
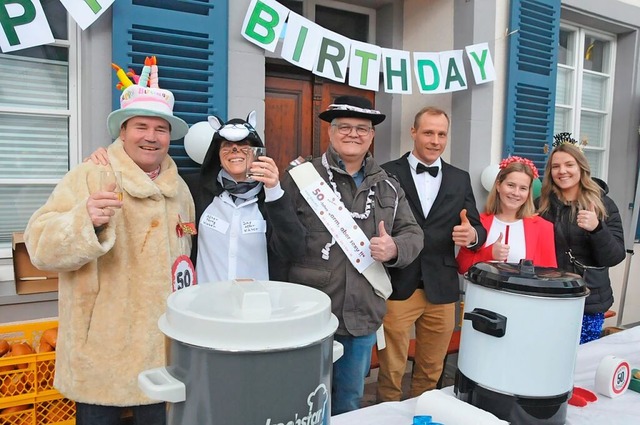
[
  {"xmin": 577, "ymin": 203, "xmax": 598, "ymax": 232},
  {"xmin": 491, "ymin": 232, "xmax": 510, "ymax": 262},
  {"xmin": 370, "ymin": 220, "xmax": 398, "ymax": 262},
  {"xmin": 452, "ymin": 209, "xmax": 477, "ymax": 247}
]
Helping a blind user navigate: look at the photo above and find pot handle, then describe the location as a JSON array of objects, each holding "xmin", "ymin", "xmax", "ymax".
[
  {"xmin": 333, "ymin": 341, "xmax": 344, "ymax": 363},
  {"xmin": 138, "ymin": 367, "xmax": 186, "ymax": 403},
  {"xmin": 464, "ymin": 308, "xmax": 507, "ymax": 338}
]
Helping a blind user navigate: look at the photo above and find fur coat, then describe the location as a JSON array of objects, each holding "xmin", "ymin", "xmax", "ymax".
[{"xmin": 24, "ymin": 138, "xmax": 194, "ymax": 406}]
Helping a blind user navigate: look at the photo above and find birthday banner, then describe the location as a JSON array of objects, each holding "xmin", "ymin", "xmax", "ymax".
[
  {"xmin": 242, "ymin": 0, "xmax": 496, "ymax": 94},
  {"xmin": 0, "ymin": 0, "xmax": 114, "ymax": 53}
]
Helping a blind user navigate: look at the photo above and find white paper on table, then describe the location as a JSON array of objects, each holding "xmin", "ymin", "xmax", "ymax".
[{"xmin": 415, "ymin": 389, "xmax": 509, "ymax": 425}]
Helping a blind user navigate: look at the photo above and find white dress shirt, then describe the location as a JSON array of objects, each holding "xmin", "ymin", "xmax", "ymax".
[{"xmin": 408, "ymin": 153, "xmax": 442, "ymax": 218}]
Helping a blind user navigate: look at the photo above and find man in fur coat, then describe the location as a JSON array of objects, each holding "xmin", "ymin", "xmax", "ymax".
[{"xmin": 25, "ymin": 80, "xmax": 195, "ymax": 425}]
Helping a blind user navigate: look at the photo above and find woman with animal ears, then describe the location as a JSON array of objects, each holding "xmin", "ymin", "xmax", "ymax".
[
  {"xmin": 181, "ymin": 111, "xmax": 305, "ymax": 282},
  {"xmin": 89, "ymin": 111, "xmax": 305, "ymax": 283}
]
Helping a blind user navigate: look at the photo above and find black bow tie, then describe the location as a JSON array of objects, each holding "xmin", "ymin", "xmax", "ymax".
[{"xmin": 417, "ymin": 163, "xmax": 439, "ymax": 177}]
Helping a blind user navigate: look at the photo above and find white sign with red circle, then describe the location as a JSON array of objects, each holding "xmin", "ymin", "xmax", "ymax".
[
  {"xmin": 172, "ymin": 255, "xmax": 196, "ymax": 292},
  {"xmin": 595, "ymin": 355, "xmax": 630, "ymax": 398}
]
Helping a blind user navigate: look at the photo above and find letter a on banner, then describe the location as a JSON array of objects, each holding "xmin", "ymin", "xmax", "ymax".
[
  {"xmin": 60, "ymin": 0, "xmax": 114, "ymax": 31},
  {"xmin": 241, "ymin": 0, "xmax": 289, "ymax": 52},
  {"xmin": 439, "ymin": 50, "xmax": 467, "ymax": 92},
  {"xmin": 0, "ymin": 0, "xmax": 54, "ymax": 52}
]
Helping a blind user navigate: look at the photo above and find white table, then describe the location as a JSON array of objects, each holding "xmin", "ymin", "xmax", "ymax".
[{"xmin": 332, "ymin": 326, "xmax": 640, "ymax": 425}]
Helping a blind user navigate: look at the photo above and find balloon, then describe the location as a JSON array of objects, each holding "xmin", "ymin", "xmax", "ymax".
[
  {"xmin": 480, "ymin": 164, "xmax": 501, "ymax": 192},
  {"xmin": 184, "ymin": 121, "xmax": 215, "ymax": 164},
  {"xmin": 532, "ymin": 177, "xmax": 542, "ymax": 199}
]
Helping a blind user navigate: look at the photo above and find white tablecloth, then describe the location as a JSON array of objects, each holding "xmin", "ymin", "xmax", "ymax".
[{"xmin": 332, "ymin": 326, "xmax": 640, "ymax": 425}]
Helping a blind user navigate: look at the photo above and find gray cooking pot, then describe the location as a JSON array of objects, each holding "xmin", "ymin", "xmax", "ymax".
[{"xmin": 139, "ymin": 279, "xmax": 342, "ymax": 425}]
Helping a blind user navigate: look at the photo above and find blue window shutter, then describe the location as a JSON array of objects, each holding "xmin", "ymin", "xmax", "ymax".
[
  {"xmin": 503, "ymin": 0, "xmax": 560, "ymax": 173},
  {"xmin": 112, "ymin": 0, "xmax": 228, "ymax": 173}
]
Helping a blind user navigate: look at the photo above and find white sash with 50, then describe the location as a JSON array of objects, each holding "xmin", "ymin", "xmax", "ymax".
[{"xmin": 290, "ymin": 162, "xmax": 392, "ymax": 300}]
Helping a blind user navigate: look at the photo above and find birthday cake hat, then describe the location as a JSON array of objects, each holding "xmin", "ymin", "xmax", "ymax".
[{"xmin": 107, "ymin": 56, "xmax": 188, "ymax": 140}]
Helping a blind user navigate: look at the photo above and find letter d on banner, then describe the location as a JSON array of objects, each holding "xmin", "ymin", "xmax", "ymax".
[
  {"xmin": 0, "ymin": 0, "xmax": 53, "ymax": 52},
  {"xmin": 241, "ymin": 0, "xmax": 290, "ymax": 52}
]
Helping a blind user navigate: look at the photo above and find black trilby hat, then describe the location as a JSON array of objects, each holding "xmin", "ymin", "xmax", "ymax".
[{"xmin": 318, "ymin": 95, "xmax": 386, "ymax": 125}]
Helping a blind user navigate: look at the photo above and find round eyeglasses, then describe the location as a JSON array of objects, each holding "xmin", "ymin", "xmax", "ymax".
[{"xmin": 331, "ymin": 123, "xmax": 373, "ymax": 136}]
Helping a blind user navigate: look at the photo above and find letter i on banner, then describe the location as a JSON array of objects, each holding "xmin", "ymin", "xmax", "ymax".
[
  {"xmin": 241, "ymin": 0, "xmax": 290, "ymax": 52},
  {"xmin": 281, "ymin": 12, "xmax": 323, "ymax": 71},
  {"xmin": 0, "ymin": 0, "xmax": 54, "ymax": 52},
  {"xmin": 59, "ymin": 0, "xmax": 114, "ymax": 31},
  {"xmin": 465, "ymin": 42, "xmax": 496, "ymax": 84}
]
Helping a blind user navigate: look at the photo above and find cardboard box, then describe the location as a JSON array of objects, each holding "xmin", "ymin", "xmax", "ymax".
[{"xmin": 12, "ymin": 232, "xmax": 58, "ymax": 294}]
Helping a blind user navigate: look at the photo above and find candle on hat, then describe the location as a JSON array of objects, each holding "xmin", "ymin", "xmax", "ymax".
[
  {"xmin": 138, "ymin": 57, "xmax": 152, "ymax": 87},
  {"xmin": 149, "ymin": 56, "xmax": 159, "ymax": 88},
  {"xmin": 111, "ymin": 63, "xmax": 133, "ymax": 89}
]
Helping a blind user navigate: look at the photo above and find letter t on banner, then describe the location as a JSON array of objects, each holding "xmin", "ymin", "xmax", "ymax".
[
  {"xmin": 0, "ymin": 0, "xmax": 54, "ymax": 52},
  {"xmin": 241, "ymin": 0, "xmax": 289, "ymax": 52},
  {"xmin": 348, "ymin": 40, "xmax": 381, "ymax": 91},
  {"xmin": 465, "ymin": 42, "xmax": 496, "ymax": 84},
  {"xmin": 60, "ymin": 0, "xmax": 114, "ymax": 30}
]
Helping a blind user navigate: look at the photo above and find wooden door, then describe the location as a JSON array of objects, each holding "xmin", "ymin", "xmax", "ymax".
[{"xmin": 265, "ymin": 68, "xmax": 374, "ymax": 176}]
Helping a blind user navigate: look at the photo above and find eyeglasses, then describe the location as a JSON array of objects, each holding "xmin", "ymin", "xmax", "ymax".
[
  {"xmin": 220, "ymin": 145, "xmax": 250, "ymax": 155},
  {"xmin": 332, "ymin": 124, "xmax": 373, "ymax": 136}
]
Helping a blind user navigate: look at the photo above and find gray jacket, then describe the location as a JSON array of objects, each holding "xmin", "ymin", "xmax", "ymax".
[{"xmin": 279, "ymin": 146, "xmax": 423, "ymax": 336}]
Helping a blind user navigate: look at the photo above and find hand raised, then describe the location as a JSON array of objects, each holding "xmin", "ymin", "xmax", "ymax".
[
  {"xmin": 577, "ymin": 203, "xmax": 598, "ymax": 232},
  {"xmin": 491, "ymin": 232, "xmax": 510, "ymax": 262},
  {"xmin": 452, "ymin": 209, "xmax": 476, "ymax": 247},
  {"xmin": 369, "ymin": 220, "xmax": 398, "ymax": 262}
]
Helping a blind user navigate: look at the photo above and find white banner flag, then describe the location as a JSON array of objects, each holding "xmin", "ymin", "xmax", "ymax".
[
  {"xmin": 0, "ymin": 0, "xmax": 54, "ymax": 53},
  {"xmin": 60, "ymin": 0, "xmax": 114, "ymax": 31}
]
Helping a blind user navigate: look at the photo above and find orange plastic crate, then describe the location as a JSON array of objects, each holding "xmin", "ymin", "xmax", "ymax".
[{"xmin": 0, "ymin": 321, "xmax": 75, "ymax": 424}]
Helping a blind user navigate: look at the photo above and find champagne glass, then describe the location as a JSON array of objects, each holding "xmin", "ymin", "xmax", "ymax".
[
  {"xmin": 100, "ymin": 170, "xmax": 123, "ymax": 201},
  {"xmin": 245, "ymin": 147, "xmax": 267, "ymax": 180}
]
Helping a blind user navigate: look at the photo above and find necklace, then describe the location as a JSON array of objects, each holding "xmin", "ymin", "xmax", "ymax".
[{"xmin": 320, "ymin": 153, "xmax": 375, "ymax": 260}]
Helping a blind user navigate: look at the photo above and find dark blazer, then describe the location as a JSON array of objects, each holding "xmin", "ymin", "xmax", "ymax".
[{"xmin": 382, "ymin": 153, "xmax": 486, "ymax": 303}]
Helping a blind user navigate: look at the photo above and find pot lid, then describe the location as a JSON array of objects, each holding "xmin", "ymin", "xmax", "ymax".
[
  {"xmin": 466, "ymin": 260, "xmax": 589, "ymax": 298},
  {"xmin": 159, "ymin": 279, "xmax": 338, "ymax": 351}
]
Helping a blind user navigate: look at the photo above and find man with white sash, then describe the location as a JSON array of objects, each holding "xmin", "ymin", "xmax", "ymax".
[{"xmin": 279, "ymin": 96, "xmax": 423, "ymax": 415}]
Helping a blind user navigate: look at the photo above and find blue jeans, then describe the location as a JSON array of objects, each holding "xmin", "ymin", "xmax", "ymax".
[
  {"xmin": 76, "ymin": 402, "xmax": 166, "ymax": 425},
  {"xmin": 332, "ymin": 333, "xmax": 377, "ymax": 415}
]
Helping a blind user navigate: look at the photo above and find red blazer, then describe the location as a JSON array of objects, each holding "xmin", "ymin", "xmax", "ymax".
[{"xmin": 456, "ymin": 213, "xmax": 557, "ymax": 274}]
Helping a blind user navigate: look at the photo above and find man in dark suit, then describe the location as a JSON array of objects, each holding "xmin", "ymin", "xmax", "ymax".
[{"xmin": 377, "ymin": 106, "xmax": 486, "ymax": 401}]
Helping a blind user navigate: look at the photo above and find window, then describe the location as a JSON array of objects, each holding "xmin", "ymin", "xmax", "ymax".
[
  {"xmin": 279, "ymin": 0, "xmax": 375, "ymax": 43},
  {"xmin": 0, "ymin": 0, "xmax": 78, "ymax": 258},
  {"xmin": 555, "ymin": 25, "xmax": 615, "ymax": 179}
]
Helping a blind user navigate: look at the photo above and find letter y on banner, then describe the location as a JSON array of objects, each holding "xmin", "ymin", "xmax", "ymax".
[
  {"xmin": 465, "ymin": 42, "xmax": 496, "ymax": 84},
  {"xmin": 60, "ymin": 0, "xmax": 114, "ymax": 31},
  {"xmin": 0, "ymin": 0, "xmax": 53, "ymax": 52}
]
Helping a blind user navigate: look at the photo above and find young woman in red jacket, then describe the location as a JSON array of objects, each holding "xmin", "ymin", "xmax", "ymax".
[{"xmin": 457, "ymin": 156, "xmax": 557, "ymax": 273}]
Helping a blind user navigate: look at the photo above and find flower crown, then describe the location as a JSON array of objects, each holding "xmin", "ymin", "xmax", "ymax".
[
  {"xmin": 552, "ymin": 132, "xmax": 587, "ymax": 150},
  {"xmin": 499, "ymin": 155, "xmax": 539, "ymax": 179}
]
